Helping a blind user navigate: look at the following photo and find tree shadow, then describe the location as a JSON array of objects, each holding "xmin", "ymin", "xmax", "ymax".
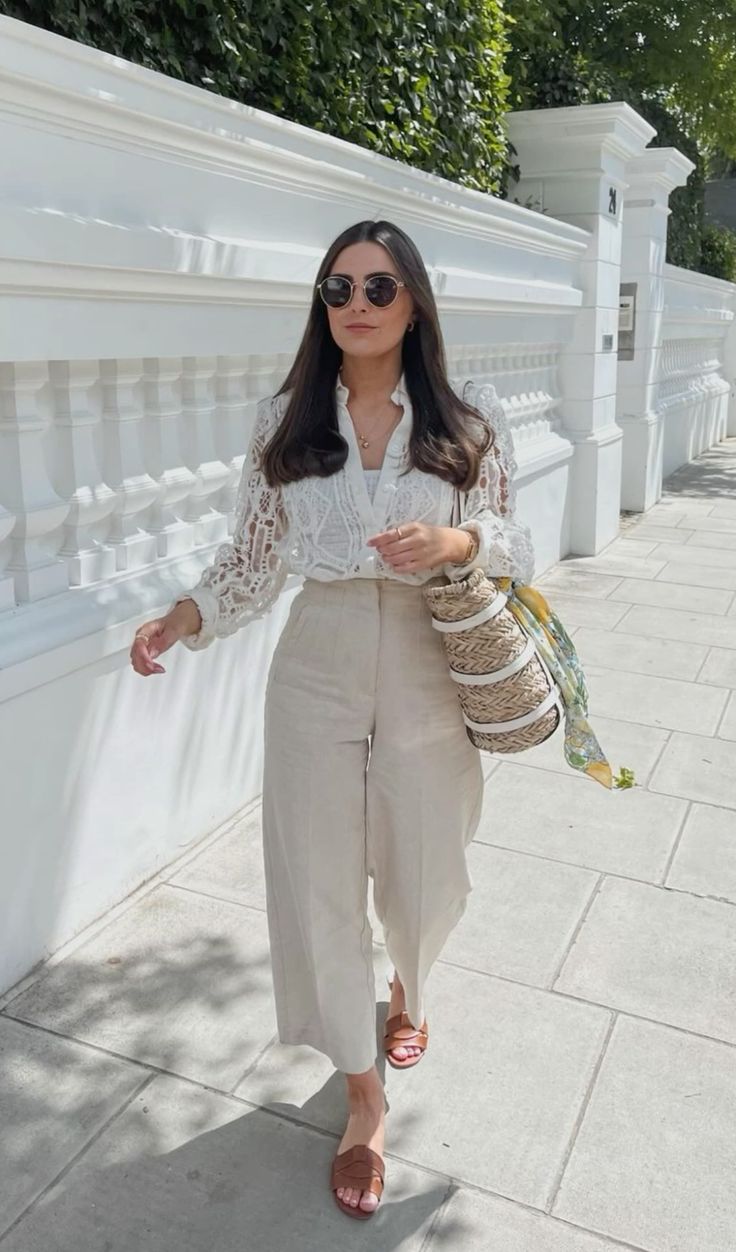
[
  {"xmin": 0, "ymin": 930, "xmax": 453, "ymax": 1250},
  {"xmin": 661, "ymin": 438, "xmax": 736, "ymax": 499}
]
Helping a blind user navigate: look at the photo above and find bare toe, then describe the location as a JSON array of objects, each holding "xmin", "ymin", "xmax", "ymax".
[{"xmin": 360, "ymin": 1191, "xmax": 378, "ymax": 1212}]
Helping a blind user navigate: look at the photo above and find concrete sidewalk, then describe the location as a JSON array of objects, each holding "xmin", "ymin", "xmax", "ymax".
[{"xmin": 2, "ymin": 439, "xmax": 735, "ymax": 1251}]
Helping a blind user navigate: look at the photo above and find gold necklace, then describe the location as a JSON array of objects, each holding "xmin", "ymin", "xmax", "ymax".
[{"xmin": 352, "ymin": 407, "xmax": 402, "ymax": 449}]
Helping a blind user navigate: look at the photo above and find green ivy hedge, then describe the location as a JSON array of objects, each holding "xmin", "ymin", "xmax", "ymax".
[{"xmin": 1, "ymin": 0, "xmax": 513, "ymax": 195}]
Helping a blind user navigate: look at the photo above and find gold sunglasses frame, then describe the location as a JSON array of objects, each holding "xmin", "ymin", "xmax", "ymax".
[{"xmin": 317, "ymin": 274, "xmax": 407, "ymax": 309}]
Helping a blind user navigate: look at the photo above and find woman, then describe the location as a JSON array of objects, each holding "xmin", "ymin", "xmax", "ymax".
[{"xmin": 130, "ymin": 219, "xmax": 535, "ymax": 1220}]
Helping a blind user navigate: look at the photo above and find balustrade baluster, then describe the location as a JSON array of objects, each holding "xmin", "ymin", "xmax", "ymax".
[
  {"xmin": 215, "ymin": 355, "xmax": 250, "ymax": 524},
  {"xmin": 99, "ymin": 358, "xmax": 159, "ymax": 571},
  {"xmin": 141, "ymin": 357, "xmax": 196, "ymax": 559},
  {"xmin": 179, "ymin": 356, "xmax": 231, "ymax": 546},
  {"xmin": 0, "ymin": 498, "xmax": 16, "ymax": 613},
  {"xmin": 0, "ymin": 361, "xmax": 69, "ymax": 603},
  {"xmin": 49, "ymin": 360, "xmax": 117, "ymax": 586}
]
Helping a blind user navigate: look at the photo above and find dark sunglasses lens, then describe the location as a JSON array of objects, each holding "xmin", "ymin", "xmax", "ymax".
[
  {"xmin": 366, "ymin": 275, "xmax": 399, "ymax": 306},
  {"xmin": 321, "ymin": 277, "xmax": 351, "ymax": 307}
]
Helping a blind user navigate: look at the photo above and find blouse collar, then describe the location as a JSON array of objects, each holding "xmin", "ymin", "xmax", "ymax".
[{"xmin": 336, "ymin": 369, "xmax": 410, "ymax": 408}]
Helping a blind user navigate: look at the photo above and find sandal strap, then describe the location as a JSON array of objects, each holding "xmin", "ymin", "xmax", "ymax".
[
  {"xmin": 383, "ymin": 1010, "xmax": 429, "ymax": 1049},
  {"xmin": 331, "ymin": 1145, "xmax": 385, "ymax": 1197}
]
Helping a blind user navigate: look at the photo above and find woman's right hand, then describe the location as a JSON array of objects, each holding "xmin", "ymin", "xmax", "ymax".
[{"xmin": 129, "ymin": 616, "xmax": 181, "ymax": 677}]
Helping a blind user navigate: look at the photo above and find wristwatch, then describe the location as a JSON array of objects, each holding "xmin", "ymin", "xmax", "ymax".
[{"xmin": 458, "ymin": 528, "xmax": 480, "ymax": 565}]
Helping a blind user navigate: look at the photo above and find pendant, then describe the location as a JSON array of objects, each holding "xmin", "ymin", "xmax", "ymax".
[{"xmin": 359, "ymin": 436, "xmax": 370, "ymax": 448}]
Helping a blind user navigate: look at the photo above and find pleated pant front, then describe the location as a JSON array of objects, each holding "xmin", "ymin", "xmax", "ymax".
[{"xmin": 261, "ymin": 576, "xmax": 485, "ymax": 1074}]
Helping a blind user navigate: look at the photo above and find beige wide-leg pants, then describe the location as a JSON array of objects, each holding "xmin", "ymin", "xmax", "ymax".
[{"xmin": 262, "ymin": 576, "xmax": 485, "ymax": 1074}]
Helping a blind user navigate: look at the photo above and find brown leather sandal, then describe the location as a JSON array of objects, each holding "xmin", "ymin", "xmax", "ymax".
[
  {"xmin": 330, "ymin": 1144, "xmax": 385, "ymax": 1219},
  {"xmin": 383, "ymin": 978, "xmax": 429, "ymax": 1069}
]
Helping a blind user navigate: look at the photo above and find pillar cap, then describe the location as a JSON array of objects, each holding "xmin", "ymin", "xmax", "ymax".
[
  {"xmin": 624, "ymin": 147, "xmax": 696, "ymax": 199},
  {"xmin": 506, "ymin": 101, "xmax": 656, "ymax": 165}
]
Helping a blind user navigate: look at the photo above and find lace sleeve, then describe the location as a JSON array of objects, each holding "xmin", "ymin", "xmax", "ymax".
[
  {"xmin": 170, "ymin": 394, "xmax": 290, "ymax": 650},
  {"xmin": 443, "ymin": 379, "xmax": 536, "ymax": 585}
]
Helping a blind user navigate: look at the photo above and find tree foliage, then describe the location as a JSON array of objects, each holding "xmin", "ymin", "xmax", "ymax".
[
  {"xmin": 504, "ymin": 0, "xmax": 736, "ymax": 277},
  {"xmin": 505, "ymin": 0, "xmax": 736, "ymax": 161}
]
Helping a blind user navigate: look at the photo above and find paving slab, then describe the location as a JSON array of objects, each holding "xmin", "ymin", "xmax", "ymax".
[
  {"xmin": 4, "ymin": 884, "xmax": 277, "ymax": 1089},
  {"xmin": 718, "ymin": 690, "xmax": 736, "ymax": 739},
  {"xmin": 553, "ymin": 1015, "xmax": 736, "ymax": 1252},
  {"xmin": 555, "ymin": 876, "xmax": 736, "ymax": 1044},
  {"xmin": 573, "ymin": 625, "xmax": 707, "ymax": 680},
  {"xmin": 710, "ymin": 501, "xmax": 736, "ymax": 519},
  {"xmin": 528, "ymin": 592, "xmax": 631, "ymax": 630},
  {"xmin": 583, "ymin": 663, "xmax": 727, "ymax": 733},
  {"xmin": 620, "ymin": 523, "xmax": 695, "ymax": 544},
  {"xmin": 240, "ymin": 962, "xmax": 610, "ymax": 1208},
  {"xmin": 649, "ymin": 730, "xmax": 736, "ymax": 808},
  {"xmin": 607, "ymin": 576, "xmax": 734, "ymax": 614},
  {"xmin": 681, "ymin": 527, "xmax": 736, "ymax": 549},
  {"xmin": 479, "ymin": 761, "xmax": 684, "ymax": 881},
  {"xmin": 0, "ymin": 1016, "xmax": 147, "ymax": 1235},
  {"xmin": 631, "ymin": 508, "xmax": 701, "ymax": 527},
  {"xmin": 698, "ymin": 645, "xmax": 736, "ymax": 687},
  {"xmin": 0, "ymin": 1072, "xmax": 440, "ymax": 1252},
  {"xmin": 536, "ymin": 569, "xmax": 624, "ymax": 598},
  {"xmin": 489, "ymin": 715, "xmax": 669, "ymax": 786},
  {"xmin": 439, "ymin": 843, "xmax": 597, "ymax": 986},
  {"xmin": 427, "ymin": 1186, "xmax": 637, "ymax": 1251},
  {"xmin": 670, "ymin": 514, "xmax": 736, "ymax": 534},
  {"xmin": 552, "ymin": 554, "xmax": 669, "ymax": 580},
  {"xmin": 653, "ymin": 498, "xmax": 716, "ymax": 514},
  {"xmin": 665, "ymin": 803, "xmax": 736, "ymax": 904},
  {"xmin": 612, "ymin": 602, "xmax": 736, "ymax": 649},
  {"xmin": 168, "ymin": 810, "xmax": 267, "ymax": 909},
  {"xmin": 652, "ymin": 560, "xmax": 736, "ymax": 590},
  {"xmin": 595, "ymin": 537, "xmax": 659, "ymax": 559},
  {"xmin": 649, "ymin": 540, "xmax": 736, "ymax": 569}
]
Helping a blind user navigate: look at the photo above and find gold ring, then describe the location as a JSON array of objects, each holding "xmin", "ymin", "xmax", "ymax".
[{"xmin": 396, "ymin": 527, "xmax": 403, "ymax": 540}]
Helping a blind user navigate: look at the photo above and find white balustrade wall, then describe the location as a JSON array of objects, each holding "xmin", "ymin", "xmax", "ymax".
[
  {"xmin": 658, "ymin": 264, "xmax": 734, "ymax": 475},
  {"xmin": 1, "ymin": 15, "xmax": 734, "ymax": 992},
  {"xmin": 616, "ymin": 149, "xmax": 735, "ymax": 510}
]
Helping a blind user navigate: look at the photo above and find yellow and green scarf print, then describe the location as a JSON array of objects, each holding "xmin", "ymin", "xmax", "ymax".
[{"xmin": 497, "ymin": 578, "xmax": 635, "ymax": 791}]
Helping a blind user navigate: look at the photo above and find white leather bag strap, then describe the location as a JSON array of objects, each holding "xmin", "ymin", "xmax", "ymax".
[{"xmin": 451, "ymin": 485, "xmax": 461, "ymax": 529}]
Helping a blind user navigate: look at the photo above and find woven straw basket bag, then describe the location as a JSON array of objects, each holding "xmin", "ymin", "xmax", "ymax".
[{"xmin": 422, "ymin": 565, "xmax": 564, "ymax": 753}]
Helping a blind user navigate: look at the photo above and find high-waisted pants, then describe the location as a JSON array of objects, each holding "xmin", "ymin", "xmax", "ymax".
[{"xmin": 261, "ymin": 576, "xmax": 485, "ymax": 1074}]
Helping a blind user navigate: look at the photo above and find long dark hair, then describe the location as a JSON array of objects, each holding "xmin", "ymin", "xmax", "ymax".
[{"xmin": 260, "ymin": 219, "xmax": 494, "ymax": 490}]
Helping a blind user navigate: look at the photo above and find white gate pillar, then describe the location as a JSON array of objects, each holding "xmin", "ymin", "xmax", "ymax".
[
  {"xmin": 506, "ymin": 103, "xmax": 655, "ymax": 552},
  {"xmin": 618, "ymin": 148, "xmax": 695, "ymax": 509}
]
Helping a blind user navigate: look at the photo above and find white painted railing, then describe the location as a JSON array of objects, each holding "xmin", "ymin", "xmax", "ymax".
[{"xmin": 1, "ymin": 14, "xmax": 733, "ymax": 992}]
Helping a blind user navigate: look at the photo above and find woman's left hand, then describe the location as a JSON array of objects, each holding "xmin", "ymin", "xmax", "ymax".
[{"xmin": 367, "ymin": 522, "xmax": 466, "ymax": 572}]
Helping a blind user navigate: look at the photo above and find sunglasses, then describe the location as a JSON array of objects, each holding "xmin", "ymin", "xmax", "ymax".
[{"xmin": 317, "ymin": 273, "xmax": 407, "ymax": 309}]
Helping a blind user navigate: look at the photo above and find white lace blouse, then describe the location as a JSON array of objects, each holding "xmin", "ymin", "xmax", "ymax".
[{"xmin": 171, "ymin": 372, "xmax": 535, "ymax": 650}]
